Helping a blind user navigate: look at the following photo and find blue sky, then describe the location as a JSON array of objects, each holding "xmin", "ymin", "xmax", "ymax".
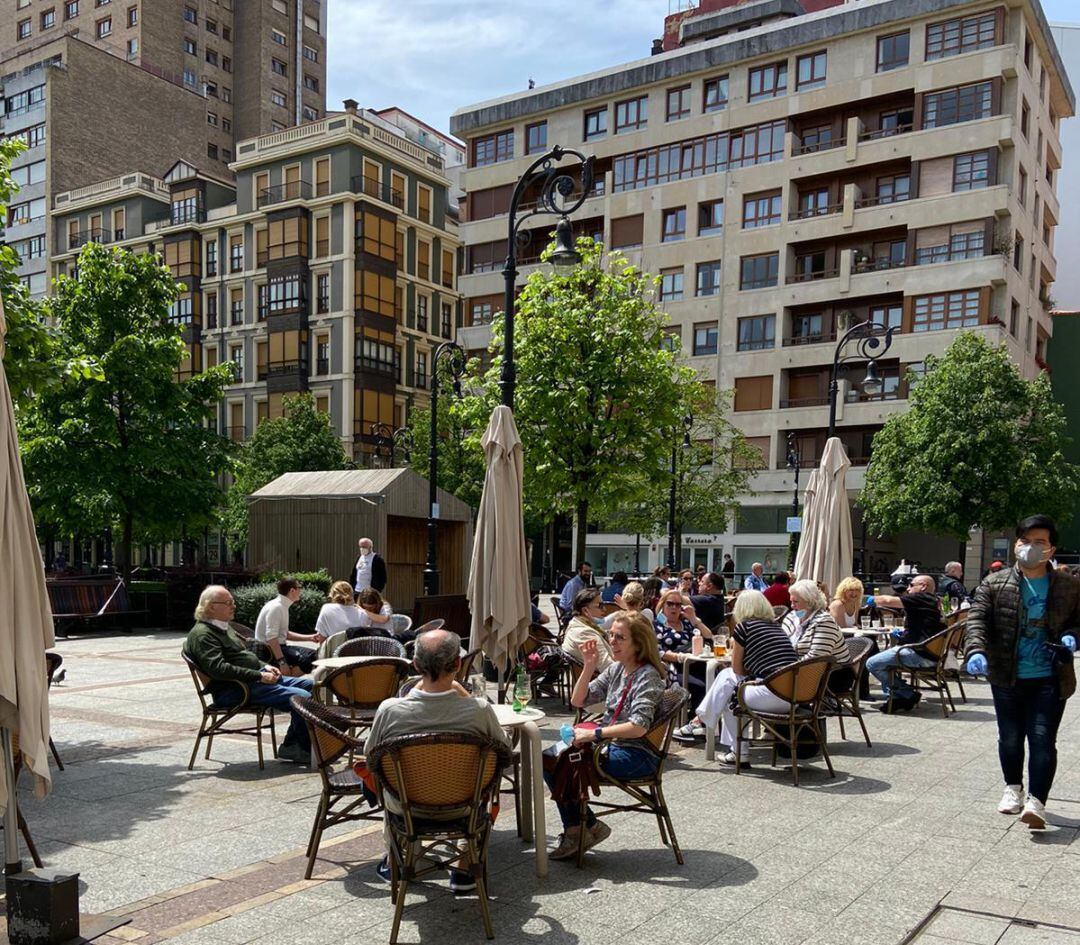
[{"xmin": 327, "ymin": 0, "xmax": 1080, "ymax": 140}]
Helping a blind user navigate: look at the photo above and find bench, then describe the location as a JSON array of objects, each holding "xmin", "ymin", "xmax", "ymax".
[{"xmin": 47, "ymin": 577, "xmax": 149, "ymax": 635}]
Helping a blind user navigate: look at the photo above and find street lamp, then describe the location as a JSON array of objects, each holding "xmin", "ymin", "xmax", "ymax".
[
  {"xmin": 368, "ymin": 422, "xmax": 413, "ymax": 468},
  {"xmin": 423, "ymin": 341, "xmax": 467, "ymax": 596},
  {"xmin": 667, "ymin": 415, "xmax": 693, "ymax": 569},
  {"xmin": 786, "ymin": 432, "xmax": 801, "ymax": 569},
  {"xmin": 502, "ymin": 146, "xmax": 595, "ymax": 409},
  {"xmin": 827, "ymin": 319, "xmax": 896, "ymax": 439}
]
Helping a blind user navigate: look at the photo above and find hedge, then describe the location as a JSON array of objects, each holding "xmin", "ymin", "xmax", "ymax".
[{"xmin": 258, "ymin": 569, "xmax": 333, "ymax": 594}]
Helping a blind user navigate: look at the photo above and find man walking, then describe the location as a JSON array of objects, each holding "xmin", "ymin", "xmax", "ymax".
[
  {"xmin": 965, "ymin": 514, "xmax": 1079, "ymax": 829},
  {"xmin": 559, "ymin": 561, "xmax": 593, "ymax": 613},
  {"xmin": 349, "ymin": 537, "xmax": 387, "ymax": 598},
  {"xmin": 721, "ymin": 554, "xmax": 735, "ymax": 580},
  {"xmin": 939, "ymin": 561, "xmax": 969, "ymax": 603}
]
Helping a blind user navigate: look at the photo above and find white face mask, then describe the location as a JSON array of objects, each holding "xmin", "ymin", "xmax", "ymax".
[{"xmin": 1016, "ymin": 542, "xmax": 1046, "ymax": 568}]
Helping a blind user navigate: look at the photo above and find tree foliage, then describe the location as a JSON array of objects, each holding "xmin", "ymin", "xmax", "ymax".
[
  {"xmin": 861, "ymin": 332, "xmax": 1080, "ymax": 541},
  {"xmin": 18, "ymin": 244, "xmax": 234, "ymax": 577},
  {"xmin": 223, "ymin": 393, "xmax": 351, "ymax": 548}
]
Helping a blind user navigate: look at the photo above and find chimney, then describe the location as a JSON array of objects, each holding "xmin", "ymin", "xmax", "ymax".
[
  {"xmin": 342, "ymin": 98, "xmax": 359, "ymax": 115},
  {"xmin": 651, "ymin": 38, "xmax": 664, "ymax": 55}
]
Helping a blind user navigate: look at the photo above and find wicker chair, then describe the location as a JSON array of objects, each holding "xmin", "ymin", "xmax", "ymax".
[
  {"xmin": 181, "ymin": 653, "xmax": 277, "ymax": 769},
  {"xmin": 45, "ymin": 652, "xmax": 65, "ymax": 770},
  {"xmin": 368, "ymin": 732, "xmax": 512, "ymax": 944},
  {"xmin": 7, "ymin": 732, "xmax": 43, "ymax": 868},
  {"xmin": 886, "ymin": 626, "xmax": 957, "ymax": 717},
  {"xmin": 734, "ymin": 656, "xmax": 835, "ymax": 786},
  {"xmin": 334, "ymin": 636, "xmax": 407, "ymax": 659},
  {"xmin": 551, "ymin": 597, "xmax": 572, "ymax": 633},
  {"xmin": 820, "ymin": 637, "xmax": 873, "ymax": 747},
  {"xmin": 289, "ymin": 696, "xmax": 382, "ymax": 879},
  {"xmin": 943, "ymin": 612, "xmax": 969, "ymax": 704},
  {"xmin": 388, "ymin": 614, "xmax": 413, "ymax": 636},
  {"xmin": 319, "ymin": 658, "xmax": 410, "ymax": 733},
  {"xmin": 455, "ymin": 648, "xmax": 482, "ymax": 684},
  {"xmin": 401, "ymin": 619, "xmax": 447, "ymax": 658},
  {"xmin": 568, "ymin": 686, "xmax": 689, "ymax": 867}
]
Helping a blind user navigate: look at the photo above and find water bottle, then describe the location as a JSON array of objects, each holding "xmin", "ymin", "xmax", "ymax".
[
  {"xmin": 560, "ymin": 722, "xmax": 574, "ymax": 747},
  {"xmin": 692, "ymin": 628, "xmax": 703, "ymax": 656}
]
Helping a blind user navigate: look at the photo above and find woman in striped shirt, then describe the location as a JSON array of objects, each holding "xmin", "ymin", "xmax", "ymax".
[{"xmin": 787, "ymin": 579, "xmax": 854, "ymax": 693}]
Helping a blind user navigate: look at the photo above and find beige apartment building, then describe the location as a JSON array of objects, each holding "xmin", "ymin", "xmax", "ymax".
[{"xmin": 451, "ymin": 0, "xmax": 1071, "ymax": 577}]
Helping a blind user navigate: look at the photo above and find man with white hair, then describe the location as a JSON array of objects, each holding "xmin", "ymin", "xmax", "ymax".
[
  {"xmin": 939, "ymin": 561, "xmax": 969, "ymax": 604},
  {"xmin": 349, "ymin": 537, "xmax": 387, "ymax": 598},
  {"xmin": 743, "ymin": 562, "xmax": 768, "ymax": 592},
  {"xmin": 183, "ymin": 585, "xmax": 314, "ymax": 764}
]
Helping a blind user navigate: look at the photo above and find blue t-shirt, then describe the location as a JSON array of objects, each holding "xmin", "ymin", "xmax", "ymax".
[{"xmin": 1016, "ymin": 575, "xmax": 1053, "ymax": 679}]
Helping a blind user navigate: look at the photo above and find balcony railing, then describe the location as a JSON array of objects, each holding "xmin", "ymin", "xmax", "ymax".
[
  {"xmin": 258, "ymin": 181, "xmax": 312, "ymax": 207},
  {"xmin": 268, "ymin": 360, "xmax": 304, "ymax": 376},
  {"xmin": 784, "ymin": 330, "xmax": 838, "ymax": 347},
  {"xmin": 780, "ymin": 396, "xmax": 831, "ymax": 409},
  {"xmin": 69, "ymin": 228, "xmax": 112, "ymax": 249},
  {"xmin": 794, "ymin": 136, "xmax": 845, "ymax": 156},
  {"xmin": 787, "ymin": 267, "xmax": 840, "ymax": 284},
  {"xmin": 355, "ymin": 355, "xmax": 397, "ymax": 377},
  {"xmin": 913, "ymin": 246, "xmax": 986, "ymax": 266},
  {"xmin": 858, "ymin": 123, "xmax": 914, "ymax": 142},
  {"xmin": 350, "ymin": 175, "xmax": 405, "ymax": 209},
  {"xmin": 854, "ymin": 192, "xmax": 911, "ymax": 210},
  {"xmin": 852, "ymin": 256, "xmax": 907, "ymax": 274},
  {"xmin": 316, "ymin": 358, "xmax": 329, "ymax": 376},
  {"xmin": 791, "ymin": 203, "xmax": 842, "ymax": 221}
]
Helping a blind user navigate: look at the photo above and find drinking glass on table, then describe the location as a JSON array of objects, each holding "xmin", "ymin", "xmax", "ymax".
[
  {"xmin": 860, "ymin": 615, "xmax": 872, "ymax": 630},
  {"xmin": 514, "ymin": 673, "xmax": 533, "ymax": 710},
  {"xmin": 713, "ymin": 633, "xmax": 728, "ymax": 658}
]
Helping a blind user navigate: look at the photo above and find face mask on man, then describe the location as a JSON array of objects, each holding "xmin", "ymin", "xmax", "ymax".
[{"xmin": 1016, "ymin": 542, "xmax": 1047, "ymax": 569}]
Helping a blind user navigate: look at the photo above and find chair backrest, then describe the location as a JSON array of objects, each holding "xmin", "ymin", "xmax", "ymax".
[
  {"xmin": 389, "ymin": 613, "xmax": 413, "ymax": 636},
  {"xmin": 412, "ymin": 618, "xmax": 446, "ymax": 637},
  {"xmin": 764, "ymin": 656, "xmax": 833, "ymax": 704},
  {"xmin": 550, "ymin": 597, "xmax": 572, "ymax": 631},
  {"xmin": 229, "ymin": 621, "xmax": 255, "ymax": 641},
  {"xmin": 918, "ymin": 626, "xmax": 953, "ymax": 661},
  {"xmin": 289, "ymin": 694, "xmax": 364, "ymax": 773},
  {"xmin": 321, "ymin": 658, "xmax": 410, "ymax": 711},
  {"xmin": 844, "ymin": 635, "xmax": 874, "ymax": 665},
  {"xmin": 639, "ymin": 686, "xmax": 689, "ymax": 759},
  {"xmin": 335, "ymin": 636, "xmax": 406, "ymax": 659},
  {"xmin": 456, "ymin": 648, "xmax": 482, "ymax": 683},
  {"xmin": 181, "ymin": 652, "xmax": 214, "ymax": 710}
]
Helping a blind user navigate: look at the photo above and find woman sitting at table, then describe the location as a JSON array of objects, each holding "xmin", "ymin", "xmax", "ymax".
[
  {"xmin": 787, "ymin": 579, "xmax": 853, "ymax": 692},
  {"xmin": 829, "ymin": 576, "xmax": 880, "ymax": 699},
  {"xmin": 547, "ymin": 612, "xmax": 666, "ymax": 860},
  {"xmin": 601, "ymin": 580, "xmax": 654, "ymax": 630},
  {"xmin": 315, "ymin": 581, "xmax": 365, "ymax": 636},
  {"xmin": 682, "ymin": 590, "xmax": 797, "ymax": 764},
  {"xmin": 561, "ymin": 587, "xmax": 614, "ymax": 673},
  {"xmin": 654, "ymin": 588, "xmax": 715, "ymax": 709}
]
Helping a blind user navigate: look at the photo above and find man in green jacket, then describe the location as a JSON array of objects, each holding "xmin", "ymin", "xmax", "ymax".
[{"xmin": 183, "ymin": 585, "xmax": 314, "ymax": 764}]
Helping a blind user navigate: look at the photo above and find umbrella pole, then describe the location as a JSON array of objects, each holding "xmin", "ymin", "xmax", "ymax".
[{"xmin": 2, "ymin": 726, "xmax": 22, "ymax": 874}]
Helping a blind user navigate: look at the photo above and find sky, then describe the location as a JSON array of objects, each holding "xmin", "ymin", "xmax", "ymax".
[{"xmin": 326, "ymin": 0, "xmax": 1080, "ymax": 141}]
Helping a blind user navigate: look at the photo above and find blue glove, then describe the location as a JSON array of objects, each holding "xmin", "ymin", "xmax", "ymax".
[
  {"xmin": 1063, "ymin": 635, "xmax": 1077, "ymax": 653},
  {"xmin": 966, "ymin": 653, "xmax": 988, "ymax": 676},
  {"xmin": 865, "ymin": 595, "xmax": 875, "ymax": 608},
  {"xmin": 889, "ymin": 628, "xmax": 903, "ymax": 640}
]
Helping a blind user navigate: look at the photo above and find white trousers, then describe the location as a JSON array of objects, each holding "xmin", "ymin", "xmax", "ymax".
[{"xmin": 696, "ymin": 667, "xmax": 791, "ymax": 759}]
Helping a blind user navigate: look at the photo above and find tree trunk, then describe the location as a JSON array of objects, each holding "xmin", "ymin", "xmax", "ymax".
[
  {"xmin": 118, "ymin": 512, "xmax": 134, "ymax": 584},
  {"xmin": 574, "ymin": 498, "xmax": 589, "ymax": 569}
]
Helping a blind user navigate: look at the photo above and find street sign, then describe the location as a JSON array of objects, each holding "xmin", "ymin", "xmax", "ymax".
[
  {"xmin": 786, "ymin": 516, "xmax": 802, "ymax": 533},
  {"xmin": 432, "ymin": 502, "xmax": 441, "ymax": 520}
]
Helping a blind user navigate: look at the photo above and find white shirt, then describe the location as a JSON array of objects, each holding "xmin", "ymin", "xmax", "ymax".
[
  {"xmin": 255, "ymin": 594, "xmax": 292, "ymax": 645},
  {"xmin": 315, "ymin": 602, "xmax": 365, "ymax": 636},
  {"xmin": 354, "ymin": 552, "xmax": 375, "ymax": 593},
  {"xmin": 356, "ymin": 602, "xmax": 393, "ymax": 628}
]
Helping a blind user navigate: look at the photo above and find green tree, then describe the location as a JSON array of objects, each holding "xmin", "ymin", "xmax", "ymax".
[
  {"xmin": 861, "ymin": 332, "xmax": 1080, "ymax": 550},
  {"xmin": 18, "ymin": 244, "xmax": 234, "ymax": 578},
  {"xmin": 223, "ymin": 393, "xmax": 351, "ymax": 549}
]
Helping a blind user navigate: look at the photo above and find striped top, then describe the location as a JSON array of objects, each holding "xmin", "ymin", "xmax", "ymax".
[
  {"xmin": 794, "ymin": 611, "xmax": 849, "ymax": 662},
  {"xmin": 733, "ymin": 619, "xmax": 798, "ymax": 680}
]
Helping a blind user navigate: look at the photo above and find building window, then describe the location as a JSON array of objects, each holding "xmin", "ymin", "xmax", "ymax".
[
  {"xmin": 302, "ymin": 105, "xmax": 318, "ymax": 121},
  {"xmin": 303, "ymin": 73, "xmax": 319, "ymax": 92},
  {"xmin": 206, "ymin": 49, "xmax": 218, "ymax": 66},
  {"xmin": 41, "ymin": 9, "xmax": 56, "ymax": 29},
  {"xmin": 183, "ymin": 6, "xmax": 196, "ymax": 23},
  {"xmin": 222, "ymin": 117, "xmax": 231, "ymax": 132},
  {"xmin": 953, "ymin": 151, "xmax": 991, "ymax": 190},
  {"xmin": 691, "ymin": 322, "xmax": 719, "ymax": 356},
  {"xmin": 5, "ymin": 85, "xmax": 45, "ymax": 116},
  {"xmin": 206, "ymin": 240, "xmax": 217, "ymax": 276},
  {"xmin": 230, "ymin": 235, "xmax": 243, "ymax": 272},
  {"xmin": 695, "ymin": 260, "xmax": 722, "ymax": 297},
  {"xmin": 740, "ymin": 253, "xmax": 779, "ymax": 290},
  {"xmin": 205, "ymin": 80, "xmax": 217, "ymax": 96},
  {"xmin": 64, "ymin": 1, "xmax": 78, "ymax": 19},
  {"xmin": 583, "ymin": 106, "xmax": 607, "ymax": 140},
  {"xmin": 14, "ymin": 123, "xmax": 46, "ymax": 148},
  {"xmin": 742, "ymin": 191, "xmax": 782, "ymax": 228},
  {"xmin": 795, "ymin": 51, "xmax": 826, "ymax": 90},
  {"xmin": 737, "ymin": 315, "xmax": 775, "ymax": 352},
  {"xmin": 303, "ymin": 44, "xmax": 318, "ymax": 62},
  {"xmin": 698, "ymin": 200, "xmax": 724, "ymax": 236},
  {"xmin": 876, "ymin": 173, "xmax": 910, "ymax": 204},
  {"xmin": 206, "ymin": 17, "xmax": 217, "ymax": 33},
  {"xmin": 417, "ymin": 295, "xmax": 428, "ymax": 331},
  {"xmin": 659, "ymin": 268, "xmax": 683, "ymax": 302},
  {"xmin": 207, "ymin": 111, "xmax": 218, "ymax": 126},
  {"xmin": 184, "ymin": 37, "xmax": 196, "ymax": 54},
  {"xmin": 207, "ymin": 143, "xmax": 218, "ymax": 160},
  {"xmin": 471, "ymin": 301, "xmax": 493, "ymax": 326},
  {"xmin": 525, "ymin": 120, "xmax": 547, "ymax": 154},
  {"xmin": 222, "ymin": 56, "xmax": 231, "ymax": 73},
  {"xmin": 271, "ymin": 58, "xmax": 287, "ymax": 76},
  {"xmin": 441, "ymin": 303, "xmax": 452, "ymax": 338},
  {"xmin": 415, "ymin": 353, "xmax": 428, "ymax": 388},
  {"xmin": 922, "ymin": 81, "xmax": 993, "ymax": 128},
  {"xmin": 271, "ymin": 89, "xmax": 286, "ymax": 107},
  {"xmin": 7, "ymin": 197, "xmax": 45, "ymax": 226},
  {"xmin": 876, "ymin": 31, "xmax": 909, "ymax": 72},
  {"xmin": 316, "ymin": 273, "xmax": 330, "ymax": 314},
  {"xmin": 1018, "ymin": 165, "xmax": 1028, "ymax": 207},
  {"xmin": 661, "ymin": 207, "xmax": 686, "ymax": 243},
  {"xmin": 614, "ymin": 95, "xmax": 648, "ymax": 133},
  {"xmin": 472, "ymin": 129, "xmax": 513, "ymax": 166},
  {"xmin": 915, "ymin": 229, "xmax": 985, "ymax": 264},
  {"xmin": 703, "ymin": 75, "xmax": 728, "ymax": 112},
  {"xmin": 304, "ymin": 12, "xmax": 319, "ymax": 33},
  {"xmin": 96, "ymin": 15, "xmax": 111, "ymax": 36},
  {"xmin": 205, "ymin": 293, "xmax": 217, "ymax": 329},
  {"xmin": 126, "ymin": 37, "xmax": 138, "ymax": 58},
  {"xmin": 417, "ymin": 185, "xmax": 432, "ymax": 224},
  {"xmin": 1010, "ymin": 298, "xmax": 1019, "ymax": 336},
  {"xmin": 748, "ymin": 61, "xmax": 787, "ymax": 101},
  {"xmin": 10, "ymin": 161, "xmax": 45, "ymax": 188},
  {"xmin": 912, "ymin": 290, "xmax": 981, "ymax": 331},
  {"xmin": 126, "ymin": 4, "xmax": 135, "ymax": 26},
  {"xmin": 1013, "ymin": 233, "xmax": 1023, "ymax": 272},
  {"xmin": 925, "ymin": 11, "xmax": 997, "ymax": 60},
  {"xmin": 222, "ymin": 86, "xmax": 232, "ymax": 103},
  {"xmin": 733, "ymin": 375, "xmax": 773, "ymax": 412},
  {"xmin": 17, "ymin": 18, "xmax": 31, "ymax": 39},
  {"xmin": 271, "ymin": 28, "xmax": 286, "ymax": 45},
  {"xmin": 666, "ymin": 85, "xmax": 691, "ymax": 121}
]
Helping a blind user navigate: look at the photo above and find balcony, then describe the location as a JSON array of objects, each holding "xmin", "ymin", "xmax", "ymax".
[
  {"xmin": 857, "ymin": 123, "xmax": 914, "ymax": 143},
  {"xmin": 225, "ymin": 426, "xmax": 246, "ymax": 442},
  {"xmin": 790, "ymin": 202, "xmax": 842, "ymax": 221},
  {"xmin": 780, "ymin": 396, "xmax": 831, "ymax": 409},
  {"xmin": 171, "ymin": 205, "xmax": 205, "ymax": 226},
  {"xmin": 258, "ymin": 181, "xmax": 312, "ymax": 207},
  {"xmin": 787, "ymin": 266, "xmax": 841, "ymax": 285},
  {"xmin": 69, "ymin": 228, "xmax": 112, "ymax": 249},
  {"xmin": 784, "ymin": 329, "xmax": 838, "ymax": 347},
  {"xmin": 350, "ymin": 175, "xmax": 404, "ymax": 210},
  {"xmin": 266, "ymin": 360, "xmax": 308, "ymax": 393},
  {"xmin": 316, "ymin": 358, "xmax": 329, "ymax": 376},
  {"xmin": 355, "ymin": 355, "xmax": 397, "ymax": 379}
]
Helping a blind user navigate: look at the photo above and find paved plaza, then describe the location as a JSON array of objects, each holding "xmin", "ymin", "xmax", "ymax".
[{"xmin": 9, "ymin": 627, "xmax": 1080, "ymax": 945}]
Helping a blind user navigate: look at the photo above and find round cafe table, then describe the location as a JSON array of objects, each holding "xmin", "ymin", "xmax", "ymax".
[
  {"xmin": 679, "ymin": 654, "xmax": 730, "ymax": 761},
  {"xmin": 491, "ymin": 704, "xmax": 548, "ymax": 879}
]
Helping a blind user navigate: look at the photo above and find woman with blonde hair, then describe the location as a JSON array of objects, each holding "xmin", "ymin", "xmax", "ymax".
[
  {"xmin": 829, "ymin": 575, "xmax": 878, "ymax": 700},
  {"xmin": 602, "ymin": 580, "xmax": 654, "ymax": 629},
  {"xmin": 315, "ymin": 580, "xmax": 365, "ymax": 636}
]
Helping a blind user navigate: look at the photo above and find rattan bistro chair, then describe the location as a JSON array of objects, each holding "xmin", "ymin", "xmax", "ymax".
[
  {"xmin": 334, "ymin": 636, "xmax": 407, "ymax": 660},
  {"xmin": 885, "ymin": 626, "xmax": 957, "ymax": 718},
  {"xmin": 319, "ymin": 657, "xmax": 410, "ymax": 734},
  {"xmin": 181, "ymin": 653, "xmax": 277, "ymax": 769},
  {"xmin": 572, "ymin": 686, "xmax": 689, "ymax": 869},
  {"xmin": 290, "ymin": 696, "xmax": 382, "ymax": 879},
  {"xmin": 734, "ymin": 656, "xmax": 835, "ymax": 787},
  {"xmin": 369, "ymin": 732, "xmax": 512, "ymax": 944},
  {"xmin": 821, "ymin": 637, "xmax": 873, "ymax": 748}
]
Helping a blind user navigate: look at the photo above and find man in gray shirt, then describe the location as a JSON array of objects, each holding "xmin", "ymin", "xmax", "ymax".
[{"xmin": 365, "ymin": 628, "xmax": 509, "ymax": 892}]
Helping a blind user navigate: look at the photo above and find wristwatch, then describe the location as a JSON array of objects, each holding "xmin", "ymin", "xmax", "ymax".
[{"xmin": 595, "ymin": 727, "xmax": 605, "ymax": 741}]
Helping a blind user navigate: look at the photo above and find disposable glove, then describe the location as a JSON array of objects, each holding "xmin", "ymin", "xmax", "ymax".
[
  {"xmin": 965, "ymin": 654, "xmax": 988, "ymax": 676},
  {"xmin": 889, "ymin": 628, "xmax": 903, "ymax": 640},
  {"xmin": 1063, "ymin": 635, "xmax": 1077, "ymax": 653}
]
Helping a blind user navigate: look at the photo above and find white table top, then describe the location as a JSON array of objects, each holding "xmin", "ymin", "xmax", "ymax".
[
  {"xmin": 311, "ymin": 655, "xmax": 410, "ymax": 670},
  {"xmin": 491, "ymin": 704, "xmax": 546, "ymax": 727}
]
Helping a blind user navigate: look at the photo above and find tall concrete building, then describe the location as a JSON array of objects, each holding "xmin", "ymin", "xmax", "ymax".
[
  {"xmin": 1, "ymin": 0, "xmax": 328, "ymax": 295},
  {"xmin": 1048, "ymin": 22, "xmax": 1080, "ymax": 310},
  {"xmin": 451, "ymin": 0, "xmax": 1071, "ymax": 577}
]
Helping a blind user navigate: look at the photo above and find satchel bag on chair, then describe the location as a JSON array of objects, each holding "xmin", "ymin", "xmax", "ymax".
[{"xmin": 542, "ymin": 735, "xmax": 602, "ymax": 804}]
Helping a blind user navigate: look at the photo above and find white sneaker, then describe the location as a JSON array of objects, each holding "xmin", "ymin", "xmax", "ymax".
[
  {"xmin": 1020, "ymin": 797, "xmax": 1047, "ymax": 830},
  {"xmin": 998, "ymin": 784, "xmax": 1025, "ymax": 815}
]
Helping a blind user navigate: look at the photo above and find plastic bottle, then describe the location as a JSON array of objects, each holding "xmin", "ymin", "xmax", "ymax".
[
  {"xmin": 560, "ymin": 723, "xmax": 575, "ymax": 746},
  {"xmin": 692, "ymin": 628, "xmax": 703, "ymax": 656}
]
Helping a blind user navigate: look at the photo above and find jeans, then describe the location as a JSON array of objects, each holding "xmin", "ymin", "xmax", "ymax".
[
  {"xmin": 866, "ymin": 647, "xmax": 935, "ymax": 697},
  {"xmin": 544, "ymin": 743, "xmax": 658, "ymax": 828},
  {"xmin": 213, "ymin": 675, "xmax": 314, "ymax": 752},
  {"xmin": 991, "ymin": 677, "xmax": 1065, "ymax": 804},
  {"xmin": 280, "ymin": 644, "xmax": 316, "ymax": 674}
]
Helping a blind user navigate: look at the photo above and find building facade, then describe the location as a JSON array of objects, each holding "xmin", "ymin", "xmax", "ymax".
[
  {"xmin": 49, "ymin": 105, "xmax": 462, "ymax": 466},
  {"xmin": 451, "ymin": 0, "xmax": 1071, "ymax": 578},
  {"xmin": 1048, "ymin": 22, "xmax": 1080, "ymax": 310}
]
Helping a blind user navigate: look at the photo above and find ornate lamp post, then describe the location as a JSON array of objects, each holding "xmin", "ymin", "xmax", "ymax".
[
  {"xmin": 827, "ymin": 319, "xmax": 897, "ymax": 439},
  {"xmin": 501, "ymin": 146, "xmax": 595, "ymax": 409},
  {"xmin": 667, "ymin": 415, "xmax": 693, "ymax": 569},
  {"xmin": 423, "ymin": 341, "xmax": 467, "ymax": 596},
  {"xmin": 368, "ymin": 422, "xmax": 414, "ymax": 468}
]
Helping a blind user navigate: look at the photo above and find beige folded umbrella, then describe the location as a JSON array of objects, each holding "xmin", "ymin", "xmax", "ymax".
[
  {"xmin": 0, "ymin": 293, "xmax": 55, "ymax": 869},
  {"xmin": 793, "ymin": 436, "xmax": 854, "ymax": 597},
  {"xmin": 467, "ymin": 406, "xmax": 532, "ymax": 685}
]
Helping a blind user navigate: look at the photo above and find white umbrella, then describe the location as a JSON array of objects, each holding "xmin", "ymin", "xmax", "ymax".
[
  {"xmin": 467, "ymin": 406, "xmax": 532, "ymax": 684},
  {"xmin": 0, "ymin": 292, "xmax": 55, "ymax": 870},
  {"xmin": 793, "ymin": 436, "xmax": 854, "ymax": 596}
]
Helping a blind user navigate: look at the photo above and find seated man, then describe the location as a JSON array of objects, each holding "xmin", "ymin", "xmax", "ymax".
[
  {"xmin": 365, "ymin": 628, "xmax": 510, "ymax": 892},
  {"xmin": 255, "ymin": 577, "xmax": 323, "ymax": 674},
  {"xmin": 689, "ymin": 571, "xmax": 728, "ymax": 629},
  {"xmin": 184, "ymin": 585, "xmax": 314, "ymax": 764},
  {"xmin": 864, "ymin": 573, "xmax": 946, "ymax": 712}
]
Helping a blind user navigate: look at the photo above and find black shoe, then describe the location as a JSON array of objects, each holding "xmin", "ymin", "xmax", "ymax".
[
  {"xmin": 277, "ymin": 742, "xmax": 310, "ymax": 764},
  {"xmin": 376, "ymin": 855, "xmax": 392, "ymax": 883},
  {"xmin": 449, "ymin": 869, "xmax": 476, "ymax": 894}
]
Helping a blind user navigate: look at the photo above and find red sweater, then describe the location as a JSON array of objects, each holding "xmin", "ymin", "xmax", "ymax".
[{"xmin": 763, "ymin": 583, "xmax": 791, "ymax": 607}]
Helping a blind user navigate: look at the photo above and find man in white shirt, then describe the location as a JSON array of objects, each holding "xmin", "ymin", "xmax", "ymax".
[
  {"xmin": 349, "ymin": 537, "xmax": 387, "ymax": 598},
  {"xmin": 254, "ymin": 577, "xmax": 323, "ymax": 674}
]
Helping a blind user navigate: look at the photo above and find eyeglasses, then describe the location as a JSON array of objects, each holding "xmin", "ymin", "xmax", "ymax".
[{"xmin": 663, "ymin": 601, "xmax": 683, "ymax": 608}]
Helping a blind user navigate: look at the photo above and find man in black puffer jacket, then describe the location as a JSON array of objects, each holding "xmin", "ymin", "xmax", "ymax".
[{"xmin": 965, "ymin": 514, "xmax": 1080, "ymax": 830}]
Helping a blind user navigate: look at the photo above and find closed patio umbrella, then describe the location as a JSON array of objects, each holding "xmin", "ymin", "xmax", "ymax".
[
  {"xmin": 467, "ymin": 406, "xmax": 532, "ymax": 687},
  {"xmin": 0, "ymin": 293, "xmax": 55, "ymax": 870},
  {"xmin": 793, "ymin": 436, "xmax": 854, "ymax": 596}
]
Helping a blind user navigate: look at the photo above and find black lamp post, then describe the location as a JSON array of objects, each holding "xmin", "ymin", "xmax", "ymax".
[
  {"xmin": 369, "ymin": 422, "xmax": 414, "ymax": 468},
  {"xmin": 786, "ymin": 432, "xmax": 801, "ymax": 569},
  {"xmin": 827, "ymin": 319, "xmax": 897, "ymax": 439},
  {"xmin": 501, "ymin": 146, "xmax": 595, "ymax": 409},
  {"xmin": 423, "ymin": 341, "xmax": 466, "ymax": 596},
  {"xmin": 667, "ymin": 415, "xmax": 693, "ymax": 569}
]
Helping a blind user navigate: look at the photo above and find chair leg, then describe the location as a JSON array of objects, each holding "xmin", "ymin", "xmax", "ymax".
[
  {"xmin": 469, "ymin": 839, "xmax": 495, "ymax": 940},
  {"xmin": 655, "ymin": 783, "xmax": 683, "ymax": 865},
  {"xmin": 650, "ymin": 786, "xmax": 670, "ymax": 848},
  {"xmin": 575, "ymin": 797, "xmax": 589, "ymax": 869},
  {"xmin": 389, "ymin": 854, "xmax": 410, "ymax": 945},
  {"xmin": 49, "ymin": 738, "xmax": 64, "ymax": 771},
  {"xmin": 856, "ymin": 708, "xmax": 872, "ymax": 748},
  {"xmin": 269, "ymin": 710, "xmax": 279, "ymax": 753},
  {"xmin": 187, "ymin": 721, "xmax": 206, "ymax": 770},
  {"xmin": 837, "ymin": 711, "xmax": 847, "ymax": 741},
  {"xmin": 955, "ymin": 674, "xmax": 967, "ymax": 704},
  {"xmin": 256, "ymin": 711, "xmax": 265, "ymax": 770},
  {"xmin": 305, "ymin": 794, "xmax": 329, "ymax": 879},
  {"xmin": 790, "ymin": 738, "xmax": 800, "ymax": 788},
  {"xmin": 942, "ymin": 677, "xmax": 956, "ymax": 714},
  {"xmin": 17, "ymin": 809, "xmax": 43, "ymax": 869},
  {"xmin": 818, "ymin": 724, "xmax": 835, "ymax": 778}
]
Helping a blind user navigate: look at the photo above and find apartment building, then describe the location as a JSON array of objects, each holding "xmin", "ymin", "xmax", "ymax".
[
  {"xmin": 451, "ymin": 0, "xmax": 1071, "ymax": 576},
  {"xmin": 1, "ymin": 0, "xmax": 328, "ymax": 296},
  {"xmin": 49, "ymin": 104, "xmax": 462, "ymax": 463}
]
